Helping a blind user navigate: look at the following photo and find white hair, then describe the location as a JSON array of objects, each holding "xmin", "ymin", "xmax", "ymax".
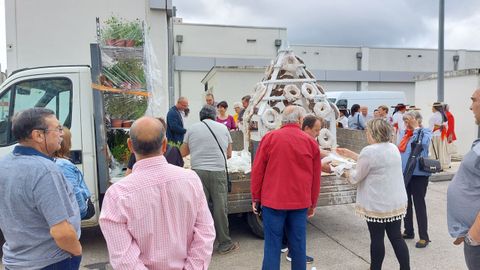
[{"xmin": 281, "ymin": 106, "xmax": 306, "ymax": 124}]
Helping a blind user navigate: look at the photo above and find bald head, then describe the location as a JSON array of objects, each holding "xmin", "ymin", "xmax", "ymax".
[
  {"xmin": 176, "ymin": 97, "xmax": 189, "ymax": 111},
  {"xmin": 360, "ymin": 106, "xmax": 368, "ymax": 116},
  {"xmin": 129, "ymin": 117, "xmax": 166, "ymax": 158}
]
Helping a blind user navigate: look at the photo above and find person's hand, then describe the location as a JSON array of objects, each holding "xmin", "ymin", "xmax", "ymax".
[
  {"xmin": 321, "ymin": 160, "xmax": 332, "ymax": 173},
  {"xmin": 453, "ymin": 237, "xmax": 464, "ymax": 245},
  {"xmin": 336, "ymin": 148, "xmax": 357, "ymax": 160},
  {"xmin": 320, "ymin": 149, "xmax": 331, "ymax": 159},
  {"xmin": 307, "ymin": 207, "xmax": 316, "ymax": 218},
  {"xmin": 448, "ymin": 134, "xmax": 453, "ymax": 143},
  {"xmin": 252, "ymin": 201, "xmax": 259, "ymax": 215}
]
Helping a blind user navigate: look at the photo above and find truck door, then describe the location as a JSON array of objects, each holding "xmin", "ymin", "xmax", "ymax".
[{"xmin": 0, "ymin": 76, "xmax": 76, "ymax": 157}]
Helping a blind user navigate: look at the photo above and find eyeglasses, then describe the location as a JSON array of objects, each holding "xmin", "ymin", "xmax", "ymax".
[{"xmin": 35, "ymin": 126, "xmax": 64, "ymax": 133}]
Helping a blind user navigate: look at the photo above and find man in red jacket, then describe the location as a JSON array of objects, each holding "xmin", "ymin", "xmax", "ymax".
[{"xmin": 251, "ymin": 105, "xmax": 321, "ymax": 270}]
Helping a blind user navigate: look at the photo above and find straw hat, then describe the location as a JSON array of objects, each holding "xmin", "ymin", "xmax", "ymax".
[{"xmin": 407, "ymin": 105, "xmax": 421, "ymax": 111}]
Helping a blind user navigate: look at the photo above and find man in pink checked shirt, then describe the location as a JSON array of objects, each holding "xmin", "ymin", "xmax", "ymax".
[{"xmin": 99, "ymin": 117, "xmax": 216, "ymax": 270}]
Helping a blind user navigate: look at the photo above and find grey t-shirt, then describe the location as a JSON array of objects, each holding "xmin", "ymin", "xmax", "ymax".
[
  {"xmin": 184, "ymin": 119, "xmax": 232, "ymax": 171},
  {"xmin": 0, "ymin": 151, "xmax": 81, "ymax": 269},
  {"xmin": 447, "ymin": 139, "xmax": 480, "ymax": 238}
]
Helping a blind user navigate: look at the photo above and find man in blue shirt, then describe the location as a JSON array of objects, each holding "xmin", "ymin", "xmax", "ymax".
[
  {"xmin": 448, "ymin": 88, "xmax": 480, "ymax": 270},
  {"xmin": 0, "ymin": 108, "xmax": 82, "ymax": 269},
  {"xmin": 166, "ymin": 97, "xmax": 189, "ymax": 145}
]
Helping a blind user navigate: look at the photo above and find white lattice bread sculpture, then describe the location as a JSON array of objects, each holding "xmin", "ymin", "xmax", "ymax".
[{"xmin": 243, "ymin": 49, "xmax": 339, "ymax": 150}]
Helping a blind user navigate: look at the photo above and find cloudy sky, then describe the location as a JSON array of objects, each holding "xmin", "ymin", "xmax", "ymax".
[{"xmin": 1, "ymin": 0, "xmax": 480, "ymax": 72}]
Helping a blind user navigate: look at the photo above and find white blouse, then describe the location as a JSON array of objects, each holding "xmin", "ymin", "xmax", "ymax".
[
  {"xmin": 347, "ymin": 142, "xmax": 407, "ymax": 222},
  {"xmin": 428, "ymin": 111, "xmax": 443, "ymax": 137}
]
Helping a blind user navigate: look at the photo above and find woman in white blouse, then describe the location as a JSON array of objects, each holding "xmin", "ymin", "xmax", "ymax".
[
  {"xmin": 428, "ymin": 102, "xmax": 449, "ymax": 169},
  {"xmin": 337, "ymin": 118, "xmax": 410, "ymax": 270}
]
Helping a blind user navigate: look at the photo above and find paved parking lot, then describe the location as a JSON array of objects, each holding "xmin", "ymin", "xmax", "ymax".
[{"xmin": 65, "ymin": 180, "xmax": 467, "ymax": 270}]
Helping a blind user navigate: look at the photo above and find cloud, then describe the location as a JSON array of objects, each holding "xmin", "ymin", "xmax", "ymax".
[{"xmin": 173, "ymin": 0, "xmax": 480, "ymax": 50}]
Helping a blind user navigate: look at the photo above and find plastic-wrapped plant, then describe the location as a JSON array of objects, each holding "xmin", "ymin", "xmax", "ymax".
[{"xmin": 102, "ymin": 58, "xmax": 145, "ymax": 90}]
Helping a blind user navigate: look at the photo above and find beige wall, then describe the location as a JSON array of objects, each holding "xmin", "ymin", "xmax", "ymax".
[
  {"xmin": 6, "ymin": 0, "xmax": 169, "ymax": 113},
  {"xmin": 174, "ymin": 23, "xmax": 287, "ymax": 58},
  {"xmin": 415, "ymin": 72, "xmax": 480, "ymax": 155}
]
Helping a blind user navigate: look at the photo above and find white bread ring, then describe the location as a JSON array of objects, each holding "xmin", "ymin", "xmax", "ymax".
[
  {"xmin": 318, "ymin": 128, "xmax": 334, "ymax": 148},
  {"xmin": 283, "ymin": 84, "xmax": 301, "ymax": 102},
  {"xmin": 251, "ymin": 83, "xmax": 267, "ymax": 107},
  {"xmin": 315, "ymin": 83, "xmax": 325, "ymax": 94},
  {"xmin": 314, "ymin": 101, "xmax": 332, "ymax": 118},
  {"xmin": 301, "ymin": 83, "xmax": 318, "ymax": 99},
  {"xmin": 261, "ymin": 108, "xmax": 280, "ymax": 130}
]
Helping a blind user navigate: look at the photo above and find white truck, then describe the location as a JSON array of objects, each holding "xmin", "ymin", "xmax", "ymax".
[{"xmin": 0, "ymin": 45, "xmax": 357, "ymax": 238}]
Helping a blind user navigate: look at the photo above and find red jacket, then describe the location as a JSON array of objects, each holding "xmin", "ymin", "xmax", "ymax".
[
  {"xmin": 251, "ymin": 123, "xmax": 321, "ymax": 210},
  {"xmin": 446, "ymin": 111, "xmax": 457, "ymax": 142}
]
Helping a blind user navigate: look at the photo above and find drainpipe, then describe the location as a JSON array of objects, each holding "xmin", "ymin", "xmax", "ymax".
[
  {"xmin": 356, "ymin": 52, "xmax": 362, "ymax": 91},
  {"xmin": 167, "ymin": 6, "xmax": 175, "ymax": 106},
  {"xmin": 176, "ymin": 34, "xmax": 183, "ymax": 97},
  {"xmin": 453, "ymin": 55, "xmax": 459, "ymax": 71}
]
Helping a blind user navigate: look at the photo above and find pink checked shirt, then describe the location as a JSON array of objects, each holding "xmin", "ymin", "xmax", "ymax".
[{"xmin": 99, "ymin": 156, "xmax": 215, "ymax": 270}]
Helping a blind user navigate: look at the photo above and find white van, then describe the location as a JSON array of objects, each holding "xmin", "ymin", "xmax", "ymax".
[{"xmin": 326, "ymin": 91, "xmax": 407, "ymax": 115}]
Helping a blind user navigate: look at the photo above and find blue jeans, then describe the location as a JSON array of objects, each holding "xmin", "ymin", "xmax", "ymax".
[
  {"xmin": 42, "ymin": 256, "xmax": 82, "ymax": 270},
  {"xmin": 262, "ymin": 206, "xmax": 307, "ymax": 270}
]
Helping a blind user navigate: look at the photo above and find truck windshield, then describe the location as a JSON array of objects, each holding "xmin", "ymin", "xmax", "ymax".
[{"xmin": 0, "ymin": 78, "xmax": 72, "ymax": 146}]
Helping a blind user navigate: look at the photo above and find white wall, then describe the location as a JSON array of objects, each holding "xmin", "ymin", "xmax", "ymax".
[
  {"xmin": 415, "ymin": 73, "xmax": 480, "ymax": 155},
  {"xmin": 5, "ymin": 0, "xmax": 169, "ymax": 112},
  {"xmin": 174, "ymin": 23, "xmax": 287, "ymax": 58},
  {"xmin": 291, "ymin": 46, "xmax": 359, "ymax": 70}
]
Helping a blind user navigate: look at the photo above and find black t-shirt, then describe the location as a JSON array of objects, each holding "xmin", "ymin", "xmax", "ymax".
[{"xmin": 127, "ymin": 145, "xmax": 184, "ymax": 169}]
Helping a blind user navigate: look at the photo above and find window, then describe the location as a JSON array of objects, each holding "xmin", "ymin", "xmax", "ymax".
[{"xmin": 0, "ymin": 78, "xmax": 72, "ymax": 146}]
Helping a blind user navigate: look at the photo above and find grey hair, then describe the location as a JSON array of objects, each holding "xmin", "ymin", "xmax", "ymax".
[
  {"xmin": 281, "ymin": 106, "xmax": 306, "ymax": 124},
  {"xmin": 403, "ymin": 110, "xmax": 423, "ymax": 125},
  {"xmin": 366, "ymin": 118, "xmax": 392, "ymax": 143},
  {"xmin": 199, "ymin": 105, "xmax": 217, "ymax": 121}
]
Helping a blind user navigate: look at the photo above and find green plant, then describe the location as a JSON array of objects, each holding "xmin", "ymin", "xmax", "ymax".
[
  {"xmin": 102, "ymin": 58, "xmax": 145, "ymax": 89},
  {"xmin": 108, "ymin": 129, "xmax": 130, "ymax": 165},
  {"xmin": 105, "ymin": 94, "xmax": 147, "ymax": 120},
  {"xmin": 101, "ymin": 16, "xmax": 143, "ymax": 46}
]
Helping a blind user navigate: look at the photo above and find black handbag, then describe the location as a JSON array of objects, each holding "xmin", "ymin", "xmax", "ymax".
[
  {"xmin": 82, "ymin": 198, "xmax": 96, "ymax": 220},
  {"xmin": 419, "ymin": 157, "xmax": 442, "ymax": 173},
  {"xmin": 418, "ymin": 136, "xmax": 442, "ymax": 173}
]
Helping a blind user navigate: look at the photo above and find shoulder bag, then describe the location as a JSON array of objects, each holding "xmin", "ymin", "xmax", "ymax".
[
  {"xmin": 419, "ymin": 136, "xmax": 442, "ymax": 173},
  {"xmin": 202, "ymin": 121, "xmax": 232, "ymax": 193}
]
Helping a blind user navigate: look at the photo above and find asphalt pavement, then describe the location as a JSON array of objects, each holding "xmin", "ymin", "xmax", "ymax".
[{"xmin": 68, "ymin": 179, "xmax": 467, "ymax": 270}]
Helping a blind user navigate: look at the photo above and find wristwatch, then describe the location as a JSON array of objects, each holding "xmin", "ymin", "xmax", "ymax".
[{"xmin": 465, "ymin": 233, "xmax": 480, "ymax": 246}]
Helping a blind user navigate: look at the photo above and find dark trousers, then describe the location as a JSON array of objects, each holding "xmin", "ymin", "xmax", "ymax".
[
  {"xmin": 404, "ymin": 175, "xmax": 430, "ymax": 241},
  {"xmin": 262, "ymin": 207, "xmax": 307, "ymax": 270},
  {"xmin": 41, "ymin": 256, "xmax": 82, "ymax": 270},
  {"xmin": 465, "ymin": 242, "xmax": 480, "ymax": 270},
  {"xmin": 367, "ymin": 220, "xmax": 410, "ymax": 270}
]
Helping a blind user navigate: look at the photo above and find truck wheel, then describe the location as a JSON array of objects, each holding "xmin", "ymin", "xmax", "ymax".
[{"xmin": 247, "ymin": 212, "xmax": 264, "ymax": 238}]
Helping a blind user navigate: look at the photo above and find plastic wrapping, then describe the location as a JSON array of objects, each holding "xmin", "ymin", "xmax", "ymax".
[{"xmin": 227, "ymin": 150, "xmax": 252, "ymax": 173}]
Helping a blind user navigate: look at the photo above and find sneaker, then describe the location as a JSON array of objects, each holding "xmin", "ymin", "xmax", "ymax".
[
  {"xmin": 402, "ymin": 232, "xmax": 414, "ymax": 239},
  {"xmin": 281, "ymin": 245, "xmax": 288, "ymax": 253},
  {"xmin": 415, "ymin": 239, "xmax": 430, "ymax": 248},
  {"xmin": 218, "ymin": 242, "xmax": 239, "ymax": 255},
  {"xmin": 286, "ymin": 253, "xmax": 314, "ymax": 264}
]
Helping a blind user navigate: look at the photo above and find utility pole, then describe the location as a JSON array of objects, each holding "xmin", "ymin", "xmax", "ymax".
[{"xmin": 437, "ymin": 0, "xmax": 445, "ymax": 102}]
